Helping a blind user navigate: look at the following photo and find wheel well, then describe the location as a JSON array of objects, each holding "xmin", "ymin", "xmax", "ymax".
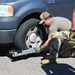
[{"xmin": 18, "ymin": 12, "xmax": 40, "ymax": 29}]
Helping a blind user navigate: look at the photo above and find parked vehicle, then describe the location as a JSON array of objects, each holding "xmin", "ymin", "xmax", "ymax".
[{"xmin": 0, "ymin": 0, "xmax": 75, "ymax": 50}]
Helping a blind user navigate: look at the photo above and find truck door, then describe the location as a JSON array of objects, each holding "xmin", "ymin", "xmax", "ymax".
[{"xmin": 47, "ymin": 0, "xmax": 75, "ymax": 20}]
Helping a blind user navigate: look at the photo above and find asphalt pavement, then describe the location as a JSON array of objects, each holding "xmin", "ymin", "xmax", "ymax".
[{"xmin": 0, "ymin": 46, "xmax": 75, "ymax": 75}]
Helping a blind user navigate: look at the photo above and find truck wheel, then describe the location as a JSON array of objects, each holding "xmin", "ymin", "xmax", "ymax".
[{"xmin": 14, "ymin": 19, "xmax": 45, "ymax": 50}]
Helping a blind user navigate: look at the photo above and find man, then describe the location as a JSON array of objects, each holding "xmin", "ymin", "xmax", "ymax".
[{"xmin": 39, "ymin": 12, "xmax": 71, "ymax": 64}]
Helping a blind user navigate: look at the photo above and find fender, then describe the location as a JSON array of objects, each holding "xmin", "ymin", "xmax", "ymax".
[{"xmin": 13, "ymin": 0, "xmax": 49, "ymax": 27}]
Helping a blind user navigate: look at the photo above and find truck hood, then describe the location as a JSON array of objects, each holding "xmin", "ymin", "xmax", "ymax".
[
  {"xmin": 0, "ymin": 0, "xmax": 20, "ymax": 3},
  {"xmin": 0, "ymin": 0, "xmax": 45, "ymax": 3}
]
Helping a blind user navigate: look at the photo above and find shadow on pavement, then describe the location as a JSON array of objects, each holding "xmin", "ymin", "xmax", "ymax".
[
  {"xmin": 41, "ymin": 63, "xmax": 75, "ymax": 75},
  {"xmin": 41, "ymin": 50, "xmax": 75, "ymax": 75},
  {"xmin": 0, "ymin": 44, "xmax": 15, "ymax": 57}
]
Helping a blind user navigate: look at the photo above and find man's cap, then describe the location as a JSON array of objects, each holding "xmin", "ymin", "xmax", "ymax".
[{"xmin": 39, "ymin": 12, "xmax": 50, "ymax": 24}]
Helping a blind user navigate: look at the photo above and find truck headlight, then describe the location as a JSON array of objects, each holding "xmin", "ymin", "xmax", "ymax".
[{"xmin": 0, "ymin": 5, "xmax": 13, "ymax": 17}]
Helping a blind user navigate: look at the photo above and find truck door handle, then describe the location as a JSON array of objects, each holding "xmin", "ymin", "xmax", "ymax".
[{"xmin": 47, "ymin": 0, "xmax": 55, "ymax": 3}]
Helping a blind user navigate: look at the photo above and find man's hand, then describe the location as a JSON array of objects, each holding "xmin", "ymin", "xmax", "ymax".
[{"xmin": 35, "ymin": 47, "xmax": 42, "ymax": 53}]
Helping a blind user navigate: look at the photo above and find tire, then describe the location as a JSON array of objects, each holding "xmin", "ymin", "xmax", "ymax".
[{"xmin": 14, "ymin": 19, "xmax": 45, "ymax": 50}]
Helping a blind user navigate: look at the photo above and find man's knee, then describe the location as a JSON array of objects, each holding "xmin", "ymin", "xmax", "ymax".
[{"xmin": 51, "ymin": 38, "xmax": 59, "ymax": 50}]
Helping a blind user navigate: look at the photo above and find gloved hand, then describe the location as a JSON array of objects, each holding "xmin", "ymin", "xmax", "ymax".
[{"xmin": 35, "ymin": 47, "xmax": 42, "ymax": 53}]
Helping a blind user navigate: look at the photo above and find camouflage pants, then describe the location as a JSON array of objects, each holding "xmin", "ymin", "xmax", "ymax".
[{"xmin": 49, "ymin": 31, "xmax": 70, "ymax": 59}]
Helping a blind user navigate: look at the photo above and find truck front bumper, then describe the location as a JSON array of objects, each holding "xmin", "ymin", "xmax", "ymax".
[
  {"xmin": 0, "ymin": 29, "xmax": 17, "ymax": 44},
  {"xmin": 0, "ymin": 16, "xmax": 20, "ymax": 44}
]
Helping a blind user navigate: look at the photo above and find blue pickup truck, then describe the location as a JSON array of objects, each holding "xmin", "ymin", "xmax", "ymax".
[{"xmin": 0, "ymin": 0, "xmax": 75, "ymax": 50}]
